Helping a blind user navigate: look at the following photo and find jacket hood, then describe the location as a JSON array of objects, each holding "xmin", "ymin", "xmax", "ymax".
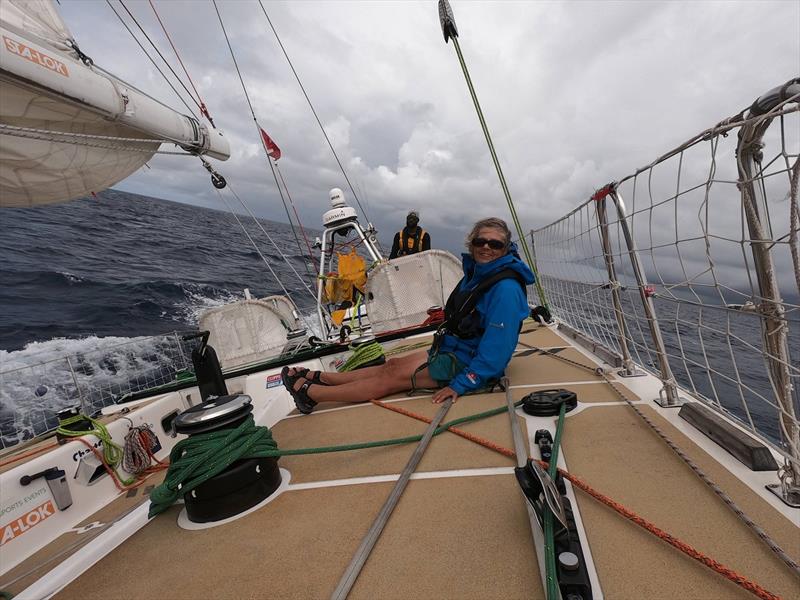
[{"xmin": 460, "ymin": 241, "xmax": 536, "ymax": 286}]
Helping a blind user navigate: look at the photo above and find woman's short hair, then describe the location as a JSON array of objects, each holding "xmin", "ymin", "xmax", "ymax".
[{"xmin": 465, "ymin": 217, "xmax": 512, "ymax": 250}]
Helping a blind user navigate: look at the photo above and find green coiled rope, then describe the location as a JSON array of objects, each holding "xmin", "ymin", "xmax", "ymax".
[
  {"xmin": 148, "ymin": 400, "xmax": 524, "ymax": 518},
  {"xmin": 57, "ymin": 414, "xmax": 135, "ymax": 486},
  {"xmin": 337, "ymin": 341, "xmax": 385, "ymax": 372},
  {"xmin": 148, "ymin": 416, "xmax": 277, "ymax": 517}
]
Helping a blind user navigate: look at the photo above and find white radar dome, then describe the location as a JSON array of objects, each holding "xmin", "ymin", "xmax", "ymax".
[{"xmin": 330, "ymin": 188, "xmax": 346, "ymax": 208}]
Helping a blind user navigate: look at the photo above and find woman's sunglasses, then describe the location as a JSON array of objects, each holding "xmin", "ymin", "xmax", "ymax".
[{"xmin": 471, "ymin": 237, "xmax": 506, "ymax": 250}]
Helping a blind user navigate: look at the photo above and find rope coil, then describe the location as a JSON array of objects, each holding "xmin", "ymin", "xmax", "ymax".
[
  {"xmin": 57, "ymin": 415, "xmax": 168, "ymax": 489},
  {"xmin": 148, "ymin": 416, "xmax": 277, "ymax": 517},
  {"xmin": 123, "ymin": 425, "xmax": 164, "ymax": 474},
  {"xmin": 337, "ymin": 341, "xmax": 385, "ymax": 372}
]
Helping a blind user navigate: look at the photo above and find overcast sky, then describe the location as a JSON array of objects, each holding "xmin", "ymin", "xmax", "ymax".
[{"xmin": 55, "ymin": 0, "xmax": 799, "ymax": 256}]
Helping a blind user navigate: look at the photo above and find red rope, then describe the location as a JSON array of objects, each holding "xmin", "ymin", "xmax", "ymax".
[
  {"xmin": 369, "ymin": 400, "xmax": 783, "ymax": 600},
  {"xmin": 0, "ymin": 442, "xmax": 59, "ymax": 468},
  {"xmin": 75, "ymin": 437, "xmax": 167, "ymax": 492},
  {"xmin": 273, "ymin": 157, "xmax": 315, "ymax": 262},
  {"xmin": 148, "ymin": 0, "xmax": 215, "ymax": 127},
  {"xmin": 422, "ymin": 308, "xmax": 445, "ymax": 326}
]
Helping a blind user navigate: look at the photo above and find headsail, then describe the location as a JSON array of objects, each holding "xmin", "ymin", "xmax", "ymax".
[
  {"xmin": 0, "ymin": 0, "xmax": 230, "ymax": 207},
  {"xmin": 2, "ymin": 0, "xmax": 73, "ymax": 53}
]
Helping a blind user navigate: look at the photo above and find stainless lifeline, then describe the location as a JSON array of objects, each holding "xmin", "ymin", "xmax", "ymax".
[{"xmin": 531, "ymin": 80, "xmax": 800, "ymax": 505}]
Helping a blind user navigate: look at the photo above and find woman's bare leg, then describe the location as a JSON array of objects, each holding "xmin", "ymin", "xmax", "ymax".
[
  {"xmin": 291, "ymin": 353, "xmax": 439, "ymax": 403},
  {"xmin": 291, "ymin": 351, "xmax": 428, "ymax": 386}
]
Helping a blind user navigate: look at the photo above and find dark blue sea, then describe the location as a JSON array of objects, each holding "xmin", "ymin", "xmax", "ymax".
[
  {"xmin": 0, "ymin": 189, "xmax": 320, "ymax": 351},
  {"xmin": 0, "ymin": 190, "xmax": 327, "ymax": 446}
]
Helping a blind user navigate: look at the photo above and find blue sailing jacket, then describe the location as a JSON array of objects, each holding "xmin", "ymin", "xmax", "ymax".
[{"xmin": 439, "ymin": 243, "xmax": 535, "ymax": 395}]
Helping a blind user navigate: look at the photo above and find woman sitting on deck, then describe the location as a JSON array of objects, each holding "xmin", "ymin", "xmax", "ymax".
[{"xmin": 282, "ymin": 217, "xmax": 535, "ymax": 413}]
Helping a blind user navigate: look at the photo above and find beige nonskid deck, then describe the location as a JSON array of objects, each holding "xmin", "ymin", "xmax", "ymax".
[
  {"xmin": 0, "ymin": 470, "xmax": 166, "ymax": 595},
  {"xmin": 54, "ymin": 393, "xmax": 538, "ymax": 599},
  {"xmin": 4, "ymin": 325, "xmax": 797, "ymax": 599},
  {"xmin": 565, "ymin": 406, "xmax": 799, "ymax": 599}
]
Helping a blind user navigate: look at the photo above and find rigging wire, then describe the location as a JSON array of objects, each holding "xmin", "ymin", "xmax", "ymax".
[
  {"xmin": 211, "ymin": 0, "xmax": 317, "ymax": 280},
  {"xmin": 221, "ymin": 183, "xmax": 318, "ymax": 304},
  {"xmin": 265, "ymin": 154, "xmax": 317, "ymax": 280},
  {"xmin": 114, "ymin": 0, "xmax": 204, "ymax": 116},
  {"xmin": 256, "ymin": 0, "xmax": 371, "ymax": 225},
  {"xmin": 440, "ymin": 12, "xmax": 548, "ymax": 308},
  {"xmin": 104, "ymin": 0, "xmax": 199, "ymax": 120},
  {"xmin": 274, "ymin": 162, "xmax": 317, "ymax": 264},
  {"xmin": 214, "ymin": 189, "xmax": 318, "ymax": 333},
  {"xmin": 147, "ymin": 0, "xmax": 216, "ymax": 127}
]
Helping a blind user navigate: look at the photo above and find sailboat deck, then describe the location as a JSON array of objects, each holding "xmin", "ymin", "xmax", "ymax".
[{"xmin": 3, "ymin": 325, "xmax": 798, "ymax": 599}]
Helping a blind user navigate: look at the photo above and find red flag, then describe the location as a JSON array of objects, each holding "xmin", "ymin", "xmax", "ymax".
[{"xmin": 260, "ymin": 128, "xmax": 281, "ymax": 161}]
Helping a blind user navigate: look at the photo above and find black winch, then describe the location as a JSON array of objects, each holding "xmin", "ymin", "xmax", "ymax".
[
  {"xmin": 173, "ymin": 394, "xmax": 282, "ymax": 523},
  {"xmin": 521, "ymin": 389, "xmax": 578, "ymax": 416}
]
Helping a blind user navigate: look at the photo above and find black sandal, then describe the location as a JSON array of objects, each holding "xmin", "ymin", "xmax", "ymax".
[
  {"xmin": 281, "ymin": 366, "xmax": 305, "ymax": 392},
  {"xmin": 281, "ymin": 366, "xmax": 329, "ymax": 388},
  {"xmin": 305, "ymin": 370, "xmax": 328, "ymax": 385},
  {"xmin": 289, "ymin": 380, "xmax": 317, "ymax": 414}
]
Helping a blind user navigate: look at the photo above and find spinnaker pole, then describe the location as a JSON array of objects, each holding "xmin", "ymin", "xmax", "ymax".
[{"xmin": 438, "ymin": 0, "xmax": 548, "ymax": 308}]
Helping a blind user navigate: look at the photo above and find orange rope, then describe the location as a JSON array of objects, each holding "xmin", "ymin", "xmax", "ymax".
[
  {"xmin": 371, "ymin": 399, "xmax": 514, "ymax": 458},
  {"xmin": 75, "ymin": 438, "xmax": 168, "ymax": 492},
  {"xmin": 0, "ymin": 442, "xmax": 59, "ymax": 468},
  {"xmin": 369, "ymin": 399, "xmax": 783, "ymax": 600}
]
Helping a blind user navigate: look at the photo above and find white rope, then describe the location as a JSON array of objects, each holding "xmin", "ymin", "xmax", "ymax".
[
  {"xmin": 122, "ymin": 424, "xmax": 159, "ymax": 474},
  {"xmin": 790, "ymin": 156, "xmax": 800, "ymax": 299}
]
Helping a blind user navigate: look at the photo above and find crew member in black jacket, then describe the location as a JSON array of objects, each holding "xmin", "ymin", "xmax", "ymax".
[{"xmin": 389, "ymin": 210, "xmax": 431, "ymax": 259}]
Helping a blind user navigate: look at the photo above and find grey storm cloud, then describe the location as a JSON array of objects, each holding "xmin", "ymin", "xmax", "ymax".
[{"xmin": 56, "ymin": 0, "xmax": 799, "ymax": 266}]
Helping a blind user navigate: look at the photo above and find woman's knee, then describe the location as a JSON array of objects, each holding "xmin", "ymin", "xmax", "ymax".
[{"xmin": 381, "ymin": 358, "xmax": 403, "ymax": 378}]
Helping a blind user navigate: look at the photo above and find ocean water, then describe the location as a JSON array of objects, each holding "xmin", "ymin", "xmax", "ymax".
[
  {"xmin": 0, "ymin": 190, "xmax": 325, "ymax": 446},
  {"xmin": 1, "ymin": 190, "xmax": 320, "ymax": 351}
]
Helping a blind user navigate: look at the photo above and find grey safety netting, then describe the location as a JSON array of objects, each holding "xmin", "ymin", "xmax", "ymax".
[
  {"xmin": 0, "ymin": 332, "xmax": 196, "ymax": 450},
  {"xmin": 198, "ymin": 297, "xmax": 301, "ymax": 369},
  {"xmin": 531, "ymin": 86, "xmax": 799, "ymax": 463},
  {"xmin": 365, "ymin": 250, "xmax": 463, "ymax": 334}
]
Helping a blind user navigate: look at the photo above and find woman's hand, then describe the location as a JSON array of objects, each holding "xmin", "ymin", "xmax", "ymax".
[{"xmin": 432, "ymin": 386, "xmax": 459, "ymax": 404}]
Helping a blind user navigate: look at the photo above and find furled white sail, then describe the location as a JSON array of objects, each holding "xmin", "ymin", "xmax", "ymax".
[
  {"xmin": 1, "ymin": 0, "xmax": 73, "ymax": 54},
  {"xmin": 0, "ymin": 0, "xmax": 229, "ymax": 207},
  {"xmin": 0, "ymin": 82, "xmax": 161, "ymax": 207}
]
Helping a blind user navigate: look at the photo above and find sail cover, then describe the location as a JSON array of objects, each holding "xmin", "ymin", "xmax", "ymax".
[{"xmin": 0, "ymin": 0, "xmax": 160, "ymax": 207}]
